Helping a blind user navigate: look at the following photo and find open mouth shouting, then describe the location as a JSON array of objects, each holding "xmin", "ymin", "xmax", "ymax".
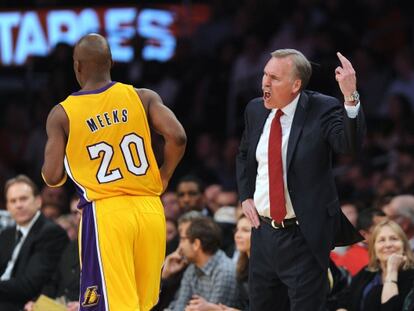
[{"xmin": 263, "ymin": 90, "xmax": 271, "ymax": 102}]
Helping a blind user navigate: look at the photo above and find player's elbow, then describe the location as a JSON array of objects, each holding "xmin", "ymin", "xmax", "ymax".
[{"xmin": 174, "ymin": 131, "xmax": 187, "ymax": 147}]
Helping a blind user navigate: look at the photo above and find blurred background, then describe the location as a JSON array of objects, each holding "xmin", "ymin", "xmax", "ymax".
[{"xmin": 0, "ymin": 0, "xmax": 413, "ymax": 212}]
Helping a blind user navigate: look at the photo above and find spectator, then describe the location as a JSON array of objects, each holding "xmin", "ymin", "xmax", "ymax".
[
  {"xmin": 24, "ymin": 239, "xmax": 80, "ymax": 311},
  {"xmin": 41, "ymin": 203, "xmax": 62, "ymax": 220},
  {"xmin": 153, "ymin": 211, "xmax": 204, "ymax": 311},
  {"xmin": 0, "ymin": 175, "xmax": 68, "ymax": 311},
  {"xmin": 337, "ymin": 220, "xmax": 414, "ymax": 311},
  {"xmin": 204, "ymin": 214, "xmax": 254, "ymax": 311},
  {"xmin": 176, "ymin": 175, "xmax": 211, "ymax": 216},
  {"xmin": 166, "ymin": 216, "xmax": 238, "ymax": 310}
]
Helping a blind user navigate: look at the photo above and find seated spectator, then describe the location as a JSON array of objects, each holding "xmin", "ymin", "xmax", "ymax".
[
  {"xmin": 56, "ymin": 214, "xmax": 78, "ymax": 241},
  {"xmin": 336, "ymin": 220, "xmax": 414, "ymax": 311},
  {"xmin": 152, "ymin": 211, "xmax": 203, "ymax": 311},
  {"xmin": 198, "ymin": 214, "xmax": 252, "ymax": 311},
  {"xmin": 0, "ymin": 175, "xmax": 68, "ymax": 311},
  {"xmin": 41, "ymin": 203, "xmax": 62, "ymax": 220},
  {"xmin": 332, "ymin": 208, "xmax": 387, "ymax": 276},
  {"xmin": 25, "ymin": 195, "xmax": 81, "ymax": 311},
  {"xmin": 24, "ymin": 239, "xmax": 80, "ymax": 311},
  {"xmin": 166, "ymin": 216, "xmax": 238, "ymax": 310},
  {"xmin": 176, "ymin": 175, "xmax": 212, "ymax": 216}
]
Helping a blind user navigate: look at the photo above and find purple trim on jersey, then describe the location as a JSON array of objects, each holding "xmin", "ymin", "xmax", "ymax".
[
  {"xmin": 72, "ymin": 81, "xmax": 116, "ymax": 96},
  {"xmin": 79, "ymin": 202, "xmax": 107, "ymax": 311},
  {"xmin": 74, "ymin": 184, "xmax": 90, "ymax": 209}
]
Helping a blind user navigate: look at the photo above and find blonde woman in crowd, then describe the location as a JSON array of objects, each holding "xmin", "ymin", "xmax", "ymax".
[{"xmin": 337, "ymin": 220, "xmax": 414, "ymax": 311}]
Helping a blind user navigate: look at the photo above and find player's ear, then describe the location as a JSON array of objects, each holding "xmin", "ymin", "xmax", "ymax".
[{"xmin": 74, "ymin": 60, "xmax": 81, "ymax": 74}]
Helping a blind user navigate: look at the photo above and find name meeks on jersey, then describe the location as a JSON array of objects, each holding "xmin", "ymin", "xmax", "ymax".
[{"xmin": 86, "ymin": 109, "xmax": 128, "ymax": 133}]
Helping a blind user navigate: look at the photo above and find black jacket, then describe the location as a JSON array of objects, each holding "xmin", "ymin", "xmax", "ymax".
[{"xmin": 0, "ymin": 214, "xmax": 69, "ymax": 311}]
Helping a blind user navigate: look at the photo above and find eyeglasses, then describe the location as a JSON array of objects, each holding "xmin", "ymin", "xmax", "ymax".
[{"xmin": 179, "ymin": 235, "xmax": 190, "ymax": 241}]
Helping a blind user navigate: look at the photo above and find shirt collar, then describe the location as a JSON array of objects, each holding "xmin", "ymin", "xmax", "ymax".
[
  {"xmin": 17, "ymin": 211, "xmax": 41, "ymax": 238},
  {"xmin": 196, "ymin": 250, "xmax": 224, "ymax": 277},
  {"xmin": 273, "ymin": 93, "xmax": 300, "ymax": 117}
]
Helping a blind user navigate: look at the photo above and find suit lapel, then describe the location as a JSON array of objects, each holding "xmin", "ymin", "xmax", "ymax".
[
  {"xmin": 286, "ymin": 92, "xmax": 309, "ymax": 171},
  {"xmin": 0, "ymin": 227, "xmax": 16, "ymax": 271}
]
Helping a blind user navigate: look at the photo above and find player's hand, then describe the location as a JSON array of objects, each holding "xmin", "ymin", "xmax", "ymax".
[
  {"xmin": 242, "ymin": 199, "xmax": 260, "ymax": 228},
  {"xmin": 162, "ymin": 250, "xmax": 188, "ymax": 279},
  {"xmin": 335, "ymin": 52, "xmax": 357, "ymax": 105}
]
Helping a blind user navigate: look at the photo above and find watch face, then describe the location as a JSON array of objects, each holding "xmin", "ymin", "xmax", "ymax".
[{"xmin": 353, "ymin": 91, "xmax": 360, "ymax": 101}]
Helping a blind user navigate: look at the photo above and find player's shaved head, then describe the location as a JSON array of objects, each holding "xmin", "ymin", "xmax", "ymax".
[
  {"xmin": 74, "ymin": 33, "xmax": 112, "ymax": 69},
  {"xmin": 73, "ymin": 33, "xmax": 113, "ymax": 87}
]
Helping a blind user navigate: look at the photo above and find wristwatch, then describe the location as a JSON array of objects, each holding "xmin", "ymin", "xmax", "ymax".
[{"xmin": 344, "ymin": 90, "xmax": 360, "ymax": 102}]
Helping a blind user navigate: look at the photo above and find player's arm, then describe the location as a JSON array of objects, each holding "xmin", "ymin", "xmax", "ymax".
[
  {"xmin": 136, "ymin": 88, "xmax": 187, "ymax": 191},
  {"xmin": 41, "ymin": 104, "xmax": 69, "ymax": 187}
]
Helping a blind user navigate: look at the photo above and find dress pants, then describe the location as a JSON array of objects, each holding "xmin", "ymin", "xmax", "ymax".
[{"xmin": 249, "ymin": 219, "xmax": 328, "ymax": 311}]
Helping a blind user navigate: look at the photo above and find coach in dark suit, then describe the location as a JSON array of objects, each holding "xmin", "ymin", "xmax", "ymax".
[
  {"xmin": 236, "ymin": 49, "xmax": 365, "ymax": 310},
  {"xmin": 0, "ymin": 175, "xmax": 68, "ymax": 311}
]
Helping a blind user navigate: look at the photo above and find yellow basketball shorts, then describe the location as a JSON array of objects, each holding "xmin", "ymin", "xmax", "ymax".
[{"xmin": 78, "ymin": 195, "xmax": 166, "ymax": 311}]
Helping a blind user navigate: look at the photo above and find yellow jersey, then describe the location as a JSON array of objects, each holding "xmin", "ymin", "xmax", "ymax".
[{"xmin": 61, "ymin": 82, "xmax": 162, "ymax": 201}]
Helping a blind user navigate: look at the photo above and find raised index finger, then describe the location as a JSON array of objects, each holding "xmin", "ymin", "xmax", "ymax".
[{"xmin": 337, "ymin": 52, "xmax": 353, "ymax": 70}]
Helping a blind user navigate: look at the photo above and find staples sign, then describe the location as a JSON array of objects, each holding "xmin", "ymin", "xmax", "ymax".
[{"xmin": 0, "ymin": 5, "xmax": 210, "ymax": 65}]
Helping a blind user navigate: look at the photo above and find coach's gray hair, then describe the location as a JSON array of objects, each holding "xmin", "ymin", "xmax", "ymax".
[{"xmin": 271, "ymin": 49, "xmax": 312, "ymax": 90}]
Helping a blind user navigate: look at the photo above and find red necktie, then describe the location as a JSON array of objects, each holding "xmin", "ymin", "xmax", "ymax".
[{"xmin": 268, "ymin": 109, "xmax": 286, "ymax": 222}]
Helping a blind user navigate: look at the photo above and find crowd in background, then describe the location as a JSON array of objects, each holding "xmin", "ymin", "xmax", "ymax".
[{"xmin": 1, "ymin": 0, "xmax": 414, "ymax": 310}]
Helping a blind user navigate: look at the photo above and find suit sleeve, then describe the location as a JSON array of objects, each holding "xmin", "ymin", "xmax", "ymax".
[
  {"xmin": 321, "ymin": 97, "xmax": 366, "ymax": 156},
  {"xmin": 236, "ymin": 104, "xmax": 251, "ymax": 203},
  {"xmin": 0, "ymin": 223, "xmax": 69, "ymax": 302}
]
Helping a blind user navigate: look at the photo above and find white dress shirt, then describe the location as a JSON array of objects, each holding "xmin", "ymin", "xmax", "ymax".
[
  {"xmin": 0, "ymin": 211, "xmax": 41, "ymax": 280},
  {"xmin": 254, "ymin": 95, "xmax": 360, "ymax": 219}
]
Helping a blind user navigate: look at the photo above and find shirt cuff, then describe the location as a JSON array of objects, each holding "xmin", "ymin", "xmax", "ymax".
[{"xmin": 344, "ymin": 101, "xmax": 360, "ymax": 118}]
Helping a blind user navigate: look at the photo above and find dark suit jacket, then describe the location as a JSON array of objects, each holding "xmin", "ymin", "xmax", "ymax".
[
  {"xmin": 42, "ymin": 239, "xmax": 80, "ymax": 302},
  {"xmin": 0, "ymin": 213, "xmax": 69, "ymax": 311},
  {"xmin": 236, "ymin": 91, "xmax": 365, "ymax": 269}
]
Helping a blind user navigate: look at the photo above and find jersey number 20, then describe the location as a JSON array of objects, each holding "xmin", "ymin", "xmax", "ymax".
[{"xmin": 87, "ymin": 133, "xmax": 149, "ymax": 183}]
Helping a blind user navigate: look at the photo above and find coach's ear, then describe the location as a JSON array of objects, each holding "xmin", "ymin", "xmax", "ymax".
[{"xmin": 292, "ymin": 79, "xmax": 301, "ymax": 93}]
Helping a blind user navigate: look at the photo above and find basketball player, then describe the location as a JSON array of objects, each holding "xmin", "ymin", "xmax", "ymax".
[{"xmin": 42, "ymin": 33, "xmax": 187, "ymax": 311}]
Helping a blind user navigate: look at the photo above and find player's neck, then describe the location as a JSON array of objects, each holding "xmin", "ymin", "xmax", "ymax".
[{"xmin": 81, "ymin": 79, "xmax": 112, "ymax": 92}]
